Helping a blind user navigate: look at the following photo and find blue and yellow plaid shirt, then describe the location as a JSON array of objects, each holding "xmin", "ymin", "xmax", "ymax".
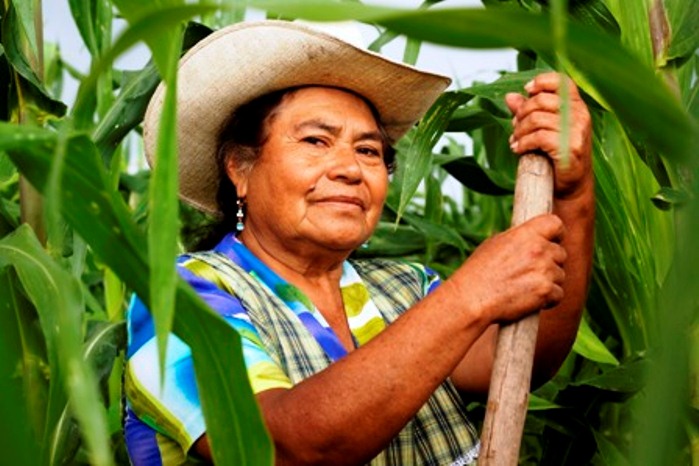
[{"xmin": 124, "ymin": 233, "xmax": 479, "ymax": 465}]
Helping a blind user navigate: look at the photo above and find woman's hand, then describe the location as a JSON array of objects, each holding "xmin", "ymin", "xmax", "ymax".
[
  {"xmin": 449, "ymin": 213, "xmax": 567, "ymax": 325},
  {"xmin": 505, "ymin": 72, "xmax": 593, "ymax": 199}
]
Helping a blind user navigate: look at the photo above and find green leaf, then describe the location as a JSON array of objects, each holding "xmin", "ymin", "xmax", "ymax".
[
  {"xmin": 48, "ymin": 321, "xmax": 126, "ymax": 466},
  {"xmin": 93, "ymin": 22, "xmax": 213, "ymax": 162},
  {"xmin": 1, "ymin": 123, "xmax": 273, "ymax": 465},
  {"xmin": 148, "ymin": 29, "xmax": 183, "ymax": 381},
  {"xmin": 573, "ymin": 317, "xmax": 620, "ymax": 366},
  {"xmin": 572, "ymin": 357, "xmax": 649, "ymax": 393},
  {"xmin": 9, "ymin": 0, "xmax": 38, "ymax": 59},
  {"xmin": 442, "ymin": 156, "xmax": 514, "ymax": 195},
  {"xmin": 1, "ymin": 5, "xmax": 67, "ymax": 118},
  {"xmin": 248, "ymin": 2, "xmax": 698, "ymax": 163},
  {"xmin": 592, "ymin": 428, "xmax": 630, "ymax": 466},
  {"xmin": 396, "ymin": 92, "xmax": 471, "ymax": 220},
  {"xmin": 0, "ymin": 226, "xmax": 114, "ymax": 466},
  {"xmin": 68, "ymin": 0, "xmax": 100, "ymax": 56},
  {"xmin": 666, "ymin": 0, "xmax": 699, "ymax": 61},
  {"xmin": 0, "ymin": 269, "xmax": 42, "ymax": 466},
  {"xmin": 528, "ymin": 394, "xmax": 562, "ymax": 411},
  {"xmin": 73, "ymin": 4, "xmax": 217, "ymax": 129}
]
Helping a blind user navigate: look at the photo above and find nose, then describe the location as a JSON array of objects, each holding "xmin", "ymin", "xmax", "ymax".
[{"xmin": 327, "ymin": 144, "xmax": 362, "ymax": 183}]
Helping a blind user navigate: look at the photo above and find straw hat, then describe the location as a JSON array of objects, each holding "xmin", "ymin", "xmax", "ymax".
[{"xmin": 143, "ymin": 20, "xmax": 451, "ymax": 215}]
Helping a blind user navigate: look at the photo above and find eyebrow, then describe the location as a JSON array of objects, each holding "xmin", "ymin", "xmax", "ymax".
[{"xmin": 293, "ymin": 119, "xmax": 383, "ymax": 143}]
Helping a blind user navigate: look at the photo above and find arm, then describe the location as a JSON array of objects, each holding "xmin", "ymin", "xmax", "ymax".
[
  {"xmin": 451, "ymin": 72, "xmax": 594, "ymax": 394},
  {"xmin": 196, "ymin": 217, "xmax": 567, "ymax": 465}
]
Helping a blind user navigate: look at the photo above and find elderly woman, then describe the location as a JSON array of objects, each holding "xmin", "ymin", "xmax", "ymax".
[{"xmin": 124, "ymin": 20, "xmax": 594, "ymax": 466}]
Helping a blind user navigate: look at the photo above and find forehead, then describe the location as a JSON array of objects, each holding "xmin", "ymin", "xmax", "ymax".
[{"xmin": 272, "ymin": 86, "xmax": 380, "ymax": 127}]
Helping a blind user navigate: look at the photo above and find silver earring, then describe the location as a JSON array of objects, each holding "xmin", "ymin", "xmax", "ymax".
[{"xmin": 236, "ymin": 198, "xmax": 245, "ymax": 232}]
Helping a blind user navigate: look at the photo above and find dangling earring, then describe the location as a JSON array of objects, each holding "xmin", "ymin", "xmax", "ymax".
[{"xmin": 236, "ymin": 198, "xmax": 245, "ymax": 232}]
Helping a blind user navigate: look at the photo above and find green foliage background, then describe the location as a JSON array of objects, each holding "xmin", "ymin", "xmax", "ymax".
[{"xmin": 0, "ymin": 0, "xmax": 697, "ymax": 464}]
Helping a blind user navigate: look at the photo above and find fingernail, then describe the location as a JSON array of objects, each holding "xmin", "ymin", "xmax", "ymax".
[
  {"xmin": 510, "ymin": 141, "xmax": 519, "ymax": 151},
  {"xmin": 511, "ymin": 116, "xmax": 517, "ymax": 127},
  {"xmin": 524, "ymin": 80, "xmax": 535, "ymax": 92}
]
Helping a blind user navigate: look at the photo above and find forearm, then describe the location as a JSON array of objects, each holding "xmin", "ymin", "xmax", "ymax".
[
  {"xmin": 260, "ymin": 281, "xmax": 489, "ymax": 465},
  {"xmin": 533, "ymin": 177, "xmax": 595, "ymax": 383}
]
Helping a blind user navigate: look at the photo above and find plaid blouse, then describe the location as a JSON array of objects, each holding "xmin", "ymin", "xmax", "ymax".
[{"xmin": 124, "ymin": 234, "xmax": 480, "ymax": 465}]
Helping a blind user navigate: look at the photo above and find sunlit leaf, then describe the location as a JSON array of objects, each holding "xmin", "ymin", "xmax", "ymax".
[{"xmin": 573, "ymin": 317, "xmax": 620, "ymax": 366}]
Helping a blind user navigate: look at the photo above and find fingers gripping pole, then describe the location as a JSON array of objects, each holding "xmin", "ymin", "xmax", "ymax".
[{"xmin": 478, "ymin": 153, "xmax": 554, "ymax": 466}]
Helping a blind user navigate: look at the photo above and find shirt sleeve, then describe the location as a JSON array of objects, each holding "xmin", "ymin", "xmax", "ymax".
[{"xmin": 125, "ymin": 257, "xmax": 293, "ymax": 454}]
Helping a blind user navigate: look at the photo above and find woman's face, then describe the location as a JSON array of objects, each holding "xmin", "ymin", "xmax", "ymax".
[{"xmin": 230, "ymin": 87, "xmax": 389, "ymax": 255}]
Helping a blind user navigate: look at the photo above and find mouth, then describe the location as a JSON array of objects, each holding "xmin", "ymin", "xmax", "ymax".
[{"xmin": 316, "ymin": 195, "xmax": 366, "ymax": 210}]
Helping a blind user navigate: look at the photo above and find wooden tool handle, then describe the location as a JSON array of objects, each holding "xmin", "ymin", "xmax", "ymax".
[{"xmin": 478, "ymin": 152, "xmax": 554, "ymax": 465}]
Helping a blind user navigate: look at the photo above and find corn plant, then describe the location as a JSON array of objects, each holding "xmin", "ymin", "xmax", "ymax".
[{"xmin": 0, "ymin": 0, "xmax": 697, "ymax": 465}]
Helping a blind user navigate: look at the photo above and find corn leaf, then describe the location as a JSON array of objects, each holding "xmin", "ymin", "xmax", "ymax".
[
  {"xmin": 0, "ymin": 270, "xmax": 41, "ymax": 466},
  {"xmin": 573, "ymin": 317, "xmax": 620, "ymax": 366},
  {"xmin": 0, "ymin": 226, "xmax": 113, "ymax": 466},
  {"xmin": 0, "ymin": 123, "xmax": 273, "ymax": 465},
  {"xmin": 247, "ymin": 2, "xmax": 698, "ymax": 163}
]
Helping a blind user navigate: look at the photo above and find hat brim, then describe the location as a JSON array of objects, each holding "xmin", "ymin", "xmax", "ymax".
[{"xmin": 143, "ymin": 20, "xmax": 451, "ymax": 215}]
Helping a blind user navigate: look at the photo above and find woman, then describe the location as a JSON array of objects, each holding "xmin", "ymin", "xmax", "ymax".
[{"xmin": 125, "ymin": 20, "xmax": 594, "ymax": 465}]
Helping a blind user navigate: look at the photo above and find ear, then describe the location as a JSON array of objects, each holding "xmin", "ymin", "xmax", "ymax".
[{"xmin": 224, "ymin": 155, "xmax": 249, "ymax": 198}]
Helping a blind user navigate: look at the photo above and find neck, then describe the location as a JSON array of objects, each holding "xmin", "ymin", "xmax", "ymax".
[{"xmin": 237, "ymin": 228, "xmax": 350, "ymax": 286}]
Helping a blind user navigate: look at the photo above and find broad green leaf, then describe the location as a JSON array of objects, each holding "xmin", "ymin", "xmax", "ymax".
[
  {"xmin": 666, "ymin": 0, "xmax": 699, "ymax": 61},
  {"xmin": 0, "ymin": 269, "xmax": 41, "ymax": 466},
  {"xmin": 0, "ymin": 226, "xmax": 113, "ymax": 466},
  {"xmin": 148, "ymin": 29, "xmax": 183, "ymax": 379},
  {"xmin": 572, "ymin": 317, "xmax": 620, "ymax": 366},
  {"xmin": 1, "ymin": 5, "xmax": 67, "ymax": 119},
  {"xmin": 1, "ymin": 124, "xmax": 273, "ymax": 465},
  {"xmin": 572, "ymin": 357, "xmax": 648, "ymax": 392},
  {"xmin": 9, "ymin": 0, "xmax": 38, "ymax": 60}
]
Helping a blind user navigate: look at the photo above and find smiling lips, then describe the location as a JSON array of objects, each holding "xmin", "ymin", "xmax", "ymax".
[{"xmin": 315, "ymin": 195, "xmax": 366, "ymax": 210}]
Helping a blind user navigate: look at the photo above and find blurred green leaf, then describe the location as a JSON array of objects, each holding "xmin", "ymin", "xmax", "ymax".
[
  {"xmin": 68, "ymin": 0, "xmax": 100, "ymax": 56},
  {"xmin": 0, "ymin": 269, "xmax": 41, "ymax": 466},
  {"xmin": 592, "ymin": 428, "xmax": 630, "ymax": 466},
  {"xmin": 0, "ymin": 226, "xmax": 113, "ymax": 466},
  {"xmin": 48, "ymin": 321, "xmax": 126, "ymax": 466}
]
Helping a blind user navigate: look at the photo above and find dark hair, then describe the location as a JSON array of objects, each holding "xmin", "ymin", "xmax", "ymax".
[{"xmin": 191, "ymin": 86, "xmax": 396, "ymax": 250}]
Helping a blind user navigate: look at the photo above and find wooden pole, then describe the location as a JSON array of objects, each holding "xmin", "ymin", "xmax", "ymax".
[{"xmin": 478, "ymin": 152, "xmax": 554, "ymax": 465}]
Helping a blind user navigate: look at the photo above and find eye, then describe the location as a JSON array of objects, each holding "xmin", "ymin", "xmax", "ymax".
[
  {"xmin": 357, "ymin": 146, "xmax": 382, "ymax": 158},
  {"xmin": 302, "ymin": 136, "xmax": 326, "ymax": 146}
]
